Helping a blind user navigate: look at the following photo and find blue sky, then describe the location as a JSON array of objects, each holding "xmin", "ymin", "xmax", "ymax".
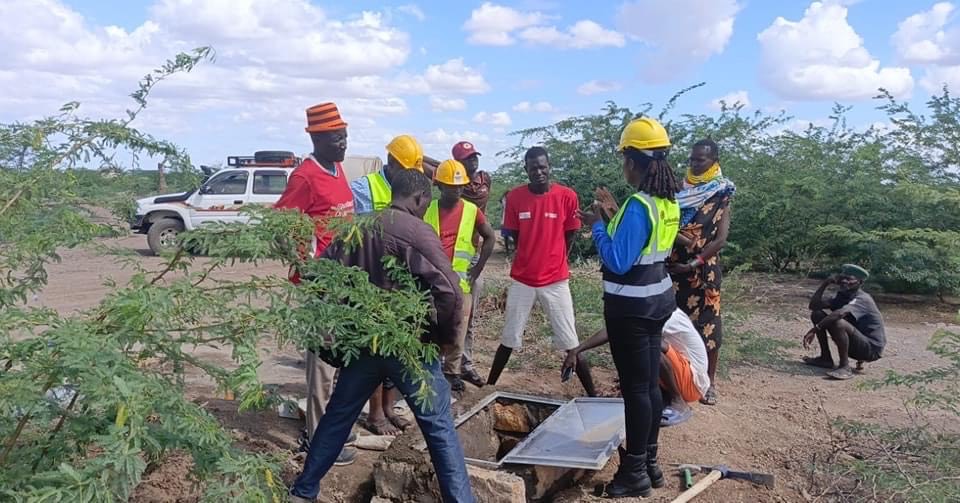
[{"xmin": 2, "ymin": 0, "xmax": 959, "ymax": 168}]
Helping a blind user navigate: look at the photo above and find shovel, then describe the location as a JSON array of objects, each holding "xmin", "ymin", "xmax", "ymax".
[{"xmin": 669, "ymin": 463, "xmax": 775, "ymax": 503}]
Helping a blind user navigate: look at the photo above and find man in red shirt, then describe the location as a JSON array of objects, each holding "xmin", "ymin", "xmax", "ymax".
[
  {"xmin": 451, "ymin": 141, "xmax": 493, "ymax": 388},
  {"xmin": 485, "ymin": 147, "xmax": 596, "ymax": 396},
  {"xmin": 274, "ymin": 102, "xmax": 358, "ymax": 466},
  {"xmin": 425, "ymin": 159, "xmax": 496, "ymax": 397}
]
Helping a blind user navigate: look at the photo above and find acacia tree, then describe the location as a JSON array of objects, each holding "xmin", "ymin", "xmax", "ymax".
[
  {"xmin": 498, "ymin": 87, "xmax": 960, "ymax": 295},
  {"xmin": 1, "ymin": 50, "xmax": 438, "ymax": 501}
]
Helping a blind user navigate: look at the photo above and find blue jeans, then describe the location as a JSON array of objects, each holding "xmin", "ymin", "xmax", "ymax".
[{"xmin": 290, "ymin": 354, "xmax": 475, "ymax": 503}]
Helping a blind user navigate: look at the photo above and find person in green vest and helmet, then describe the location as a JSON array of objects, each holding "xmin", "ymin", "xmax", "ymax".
[
  {"xmin": 578, "ymin": 117, "xmax": 682, "ymax": 499},
  {"xmin": 351, "ymin": 134, "xmax": 425, "ymax": 214},
  {"xmin": 348, "ymin": 134, "xmax": 426, "ymax": 436},
  {"xmin": 425, "ymin": 159, "xmax": 497, "ymax": 398}
]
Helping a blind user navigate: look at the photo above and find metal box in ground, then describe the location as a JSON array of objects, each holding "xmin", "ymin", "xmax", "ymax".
[{"xmin": 453, "ymin": 391, "xmax": 626, "ymax": 501}]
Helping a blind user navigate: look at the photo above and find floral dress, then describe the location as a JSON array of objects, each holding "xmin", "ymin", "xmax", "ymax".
[{"xmin": 670, "ymin": 192, "xmax": 732, "ymax": 352}]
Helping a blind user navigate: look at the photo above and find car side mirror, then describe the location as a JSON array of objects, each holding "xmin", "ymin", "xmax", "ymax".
[{"xmin": 198, "ymin": 185, "xmax": 213, "ymax": 195}]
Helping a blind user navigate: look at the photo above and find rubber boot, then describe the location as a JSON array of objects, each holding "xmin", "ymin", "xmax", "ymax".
[
  {"xmin": 605, "ymin": 449, "xmax": 652, "ymax": 498},
  {"xmin": 646, "ymin": 444, "xmax": 665, "ymax": 488},
  {"xmin": 575, "ymin": 356, "xmax": 597, "ymax": 397},
  {"xmin": 486, "ymin": 345, "xmax": 513, "ymax": 385}
]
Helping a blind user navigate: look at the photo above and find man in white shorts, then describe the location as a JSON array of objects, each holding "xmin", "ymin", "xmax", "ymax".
[{"xmin": 485, "ymin": 146, "xmax": 596, "ymax": 396}]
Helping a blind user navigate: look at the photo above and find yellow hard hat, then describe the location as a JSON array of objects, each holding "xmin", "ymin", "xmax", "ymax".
[
  {"xmin": 434, "ymin": 159, "xmax": 469, "ymax": 186},
  {"xmin": 386, "ymin": 134, "xmax": 424, "ymax": 172},
  {"xmin": 618, "ymin": 117, "xmax": 671, "ymax": 152}
]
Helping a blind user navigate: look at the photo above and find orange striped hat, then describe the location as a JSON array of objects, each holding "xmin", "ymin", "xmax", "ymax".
[{"xmin": 305, "ymin": 102, "xmax": 348, "ymax": 133}]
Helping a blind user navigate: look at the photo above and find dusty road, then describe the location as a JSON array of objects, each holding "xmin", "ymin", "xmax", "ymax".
[{"xmin": 32, "ymin": 234, "xmax": 958, "ymax": 502}]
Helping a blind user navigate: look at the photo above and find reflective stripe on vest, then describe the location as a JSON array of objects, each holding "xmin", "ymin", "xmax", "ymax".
[
  {"xmin": 602, "ymin": 192, "xmax": 680, "ymax": 299},
  {"xmin": 424, "ymin": 200, "xmax": 478, "ymax": 294},
  {"xmin": 367, "ymin": 172, "xmax": 391, "ymax": 211}
]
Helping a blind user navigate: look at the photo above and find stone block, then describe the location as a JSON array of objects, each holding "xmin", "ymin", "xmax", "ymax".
[
  {"xmin": 467, "ymin": 465, "xmax": 526, "ymax": 503},
  {"xmin": 492, "ymin": 403, "xmax": 530, "ymax": 433}
]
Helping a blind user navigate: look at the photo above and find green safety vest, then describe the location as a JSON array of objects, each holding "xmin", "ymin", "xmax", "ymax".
[
  {"xmin": 602, "ymin": 192, "xmax": 680, "ymax": 317},
  {"xmin": 366, "ymin": 172, "xmax": 392, "ymax": 211},
  {"xmin": 424, "ymin": 200, "xmax": 478, "ymax": 294}
]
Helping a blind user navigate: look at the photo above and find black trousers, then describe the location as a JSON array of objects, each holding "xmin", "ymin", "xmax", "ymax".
[{"xmin": 605, "ymin": 311, "xmax": 669, "ymax": 455}]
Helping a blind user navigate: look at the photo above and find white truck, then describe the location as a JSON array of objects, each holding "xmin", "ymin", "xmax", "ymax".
[{"xmin": 130, "ymin": 151, "xmax": 382, "ymax": 255}]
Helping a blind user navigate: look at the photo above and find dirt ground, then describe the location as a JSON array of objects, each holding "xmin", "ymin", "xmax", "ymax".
[{"xmin": 33, "ymin": 232, "xmax": 958, "ymax": 503}]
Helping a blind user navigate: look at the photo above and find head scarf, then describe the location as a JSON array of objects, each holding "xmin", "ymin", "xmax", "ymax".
[{"xmin": 676, "ymin": 162, "xmax": 735, "ymax": 226}]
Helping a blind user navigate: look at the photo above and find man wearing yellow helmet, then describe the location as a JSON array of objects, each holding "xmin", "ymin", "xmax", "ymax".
[
  {"xmin": 425, "ymin": 159, "xmax": 497, "ymax": 396},
  {"xmin": 578, "ymin": 117, "xmax": 682, "ymax": 499},
  {"xmin": 350, "ymin": 134, "xmax": 424, "ymax": 215},
  {"xmin": 348, "ymin": 134, "xmax": 427, "ymax": 435}
]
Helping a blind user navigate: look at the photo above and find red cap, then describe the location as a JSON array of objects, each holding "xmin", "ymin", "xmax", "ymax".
[{"xmin": 452, "ymin": 141, "xmax": 481, "ymax": 161}]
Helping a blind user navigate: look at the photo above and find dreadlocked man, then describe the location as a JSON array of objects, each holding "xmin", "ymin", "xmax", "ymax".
[{"xmin": 578, "ymin": 117, "xmax": 681, "ymax": 499}]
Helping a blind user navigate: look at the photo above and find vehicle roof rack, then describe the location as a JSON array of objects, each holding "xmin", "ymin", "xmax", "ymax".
[{"xmin": 226, "ymin": 155, "xmax": 297, "ymax": 167}]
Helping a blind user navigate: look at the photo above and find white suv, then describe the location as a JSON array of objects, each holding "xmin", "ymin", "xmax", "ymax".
[{"xmin": 130, "ymin": 151, "xmax": 381, "ymax": 255}]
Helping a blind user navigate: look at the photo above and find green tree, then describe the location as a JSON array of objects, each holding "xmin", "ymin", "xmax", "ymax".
[
  {"xmin": 497, "ymin": 88, "xmax": 960, "ymax": 295},
  {"xmin": 1, "ymin": 49, "xmax": 439, "ymax": 501}
]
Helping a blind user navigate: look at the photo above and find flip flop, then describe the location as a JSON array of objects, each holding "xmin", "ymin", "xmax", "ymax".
[
  {"xmin": 826, "ymin": 366, "xmax": 855, "ymax": 380},
  {"xmin": 699, "ymin": 386, "xmax": 717, "ymax": 406},
  {"xmin": 387, "ymin": 414, "xmax": 412, "ymax": 431},
  {"xmin": 361, "ymin": 417, "xmax": 400, "ymax": 436},
  {"xmin": 802, "ymin": 356, "xmax": 835, "ymax": 369}
]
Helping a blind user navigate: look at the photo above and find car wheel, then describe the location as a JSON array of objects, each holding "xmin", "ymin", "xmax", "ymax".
[{"xmin": 146, "ymin": 218, "xmax": 185, "ymax": 255}]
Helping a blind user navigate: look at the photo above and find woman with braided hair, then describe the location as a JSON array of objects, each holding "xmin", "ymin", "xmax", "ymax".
[
  {"xmin": 578, "ymin": 117, "xmax": 681, "ymax": 498},
  {"xmin": 668, "ymin": 139, "xmax": 736, "ymax": 407}
]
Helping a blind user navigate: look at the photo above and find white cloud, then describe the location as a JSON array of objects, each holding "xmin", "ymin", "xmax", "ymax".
[
  {"xmin": 892, "ymin": 3, "xmax": 960, "ymax": 93},
  {"xmin": 421, "ymin": 58, "xmax": 491, "ymax": 94},
  {"xmin": 0, "ymin": 0, "xmax": 492, "ymax": 127},
  {"xmin": 921, "ymin": 65, "xmax": 960, "ymax": 92},
  {"xmin": 424, "ymin": 128, "xmax": 491, "ymax": 144},
  {"xmin": 577, "ymin": 80, "xmax": 622, "ymax": 96},
  {"xmin": 757, "ymin": 1, "xmax": 913, "ymax": 101},
  {"xmin": 463, "ymin": 2, "xmax": 544, "ymax": 46},
  {"xmin": 464, "ymin": 2, "xmax": 622, "ymax": 49},
  {"xmin": 397, "ymin": 4, "xmax": 426, "ymax": 21},
  {"xmin": 709, "ymin": 90, "xmax": 751, "ymax": 110},
  {"xmin": 519, "ymin": 20, "xmax": 625, "ymax": 49},
  {"xmin": 512, "ymin": 101, "xmax": 555, "ymax": 113},
  {"xmin": 892, "ymin": 2, "xmax": 959, "ymax": 65},
  {"xmin": 430, "ymin": 96, "xmax": 467, "ymax": 112},
  {"xmin": 473, "ymin": 111, "xmax": 512, "ymax": 126},
  {"xmin": 617, "ymin": 0, "xmax": 740, "ymax": 82}
]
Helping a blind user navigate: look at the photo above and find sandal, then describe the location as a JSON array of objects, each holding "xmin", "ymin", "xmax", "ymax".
[
  {"xmin": 803, "ymin": 356, "xmax": 835, "ymax": 369},
  {"xmin": 387, "ymin": 414, "xmax": 412, "ymax": 431},
  {"xmin": 699, "ymin": 386, "xmax": 718, "ymax": 406},
  {"xmin": 361, "ymin": 417, "xmax": 400, "ymax": 436},
  {"xmin": 826, "ymin": 366, "xmax": 855, "ymax": 380}
]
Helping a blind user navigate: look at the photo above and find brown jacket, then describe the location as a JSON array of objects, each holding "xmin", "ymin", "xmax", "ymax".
[{"xmin": 321, "ymin": 206, "xmax": 464, "ymax": 346}]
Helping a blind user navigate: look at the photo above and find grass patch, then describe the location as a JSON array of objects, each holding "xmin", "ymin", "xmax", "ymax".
[
  {"xmin": 812, "ymin": 420, "xmax": 960, "ymax": 502},
  {"xmin": 718, "ymin": 321, "xmax": 797, "ymax": 377}
]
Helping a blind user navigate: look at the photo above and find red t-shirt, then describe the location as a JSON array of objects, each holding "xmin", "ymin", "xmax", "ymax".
[
  {"xmin": 274, "ymin": 157, "xmax": 354, "ymax": 257},
  {"xmin": 503, "ymin": 183, "xmax": 581, "ymax": 287},
  {"xmin": 437, "ymin": 200, "xmax": 487, "ymax": 261}
]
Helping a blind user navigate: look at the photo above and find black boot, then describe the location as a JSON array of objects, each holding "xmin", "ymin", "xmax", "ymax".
[
  {"xmin": 605, "ymin": 448, "xmax": 652, "ymax": 498},
  {"xmin": 486, "ymin": 345, "xmax": 513, "ymax": 385},
  {"xmin": 646, "ymin": 444, "xmax": 664, "ymax": 488}
]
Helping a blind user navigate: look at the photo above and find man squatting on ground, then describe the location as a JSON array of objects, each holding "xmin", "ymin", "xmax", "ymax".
[
  {"xmin": 803, "ymin": 264, "xmax": 887, "ymax": 380},
  {"xmin": 289, "ymin": 168, "xmax": 475, "ymax": 503},
  {"xmin": 485, "ymin": 146, "xmax": 597, "ymax": 397}
]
